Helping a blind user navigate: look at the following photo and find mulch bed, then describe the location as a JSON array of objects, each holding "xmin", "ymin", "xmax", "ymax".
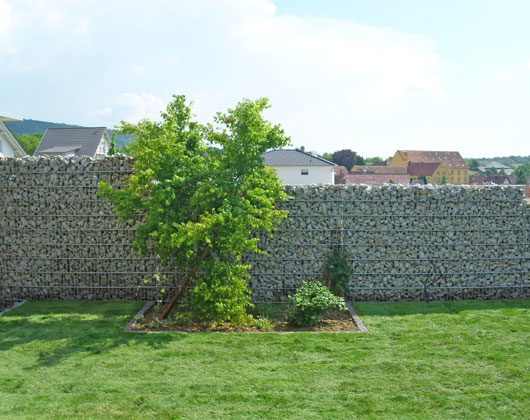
[
  {"xmin": 132, "ymin": 303, "xmax": 359, "ymax": 333},
  {"xmin": 0, "ymin": 300, "xmax": 20, "ymax": 314}
]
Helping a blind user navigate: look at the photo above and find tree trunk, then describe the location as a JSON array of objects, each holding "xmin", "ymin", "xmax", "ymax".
[{"xmin": 161, "ymin": 246, "xmax": 210, "ymax": 319}]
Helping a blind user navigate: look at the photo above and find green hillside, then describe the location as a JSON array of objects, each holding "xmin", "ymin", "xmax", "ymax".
[
  {"xmin": 4, "ymin": 119, "xmax": 135, "ymax": 150},
  {"xmin": 465, "ymin": 155, "xmax": 530, "ymax": 167}
]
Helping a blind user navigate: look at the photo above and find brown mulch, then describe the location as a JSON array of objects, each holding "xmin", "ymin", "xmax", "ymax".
[
  {"xmin": 133, "ymin": 304, "xmax": 359, "ymax": 333},
  {"xmin": 0, "ymin": 301, "xmax": 16, "ymax": 313}
]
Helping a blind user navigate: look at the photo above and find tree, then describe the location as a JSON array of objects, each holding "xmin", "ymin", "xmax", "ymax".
[
  {"xmin": 99, "ymin": 96, "xmax": 290, "ymax": 323},
  {"xmin": 320, "ymin": 152, "xmax": 333, "ymax": 161},
  {"xmin": 13, "ymin": 132, "xmax": 42, "ymax": 155},
  {"xmin": 515, "ymin": 164, "xmax": 530, "ymax": 184},
  {"xmin": 354, "ymin": 154, "xmax": 365, "ymax": 165},
  {"xmin": 369, "ymin": 157, "xmax": 387, "ymax": 166},
  {"xmin": 332, "ymin": 149, "xmax": 356, "ymax": 170},
  {"xmin": 468, "ymin": 159, "xmax": 479, "ymax": 171},
  {"xmin": 107, "ymin": 133, "xmax": 117, "ymax": 156}
]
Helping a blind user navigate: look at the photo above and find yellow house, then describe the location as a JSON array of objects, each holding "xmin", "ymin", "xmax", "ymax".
[{"xmin": 390, "ymin": 150, "xmax": 469, "ymax": 185}]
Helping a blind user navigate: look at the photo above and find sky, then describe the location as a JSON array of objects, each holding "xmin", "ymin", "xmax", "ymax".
[{"xmin": 1, "ymin": 0, "xmax": 529, "ymax": 158}]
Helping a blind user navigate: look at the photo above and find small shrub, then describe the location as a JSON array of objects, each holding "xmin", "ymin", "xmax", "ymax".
[
  {"xmin": 286, "ymin": 281, "xmax": 346, "ymax": 327},
  {"xmin": 323, "ymin": 250, "xmax": 352, "ymax": 297},
  {"xmin": 253, "ymin": 316, "xmax": 273, "ymax": 331}
]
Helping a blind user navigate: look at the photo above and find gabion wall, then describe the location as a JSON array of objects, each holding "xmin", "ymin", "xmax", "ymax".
[{"xmin": 1, "ymin": 156, "xmax": 529, "ymax": 303}]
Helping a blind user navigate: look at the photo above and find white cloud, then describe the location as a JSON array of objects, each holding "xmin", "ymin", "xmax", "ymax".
[
  {"xmin": 234, "ymin": 13, "xmax": 440, "ymax": 107},
  {"xmin": 0, "ymin": 0, "xmax": 15, "ymax": 53},
  {"xmin": 115, "ymin": 92, "xmax": 166, "ymax": 124},
  {"xmin": 0, "ymin": 0, "xmax": 444, "ymax": 155}
]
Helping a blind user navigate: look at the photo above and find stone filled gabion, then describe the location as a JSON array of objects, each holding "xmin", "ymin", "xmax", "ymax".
[{"xmin": 1, "ymin": 156, "xmax": 529, "ymax": 303}]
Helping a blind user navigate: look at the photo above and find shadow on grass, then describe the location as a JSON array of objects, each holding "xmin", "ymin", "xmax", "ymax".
[
  {"xmin": 354, "ymin": 299, "xmax": 530, "ymax": 317},
  {"xmin": 0, "ymin": 300, "xmax": 187, "ymax": 369}
]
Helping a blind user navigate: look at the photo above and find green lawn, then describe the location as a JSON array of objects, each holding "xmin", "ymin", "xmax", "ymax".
[{"xmin": 0, "ymin": 300, "xmax": 529, "ymax": 420}]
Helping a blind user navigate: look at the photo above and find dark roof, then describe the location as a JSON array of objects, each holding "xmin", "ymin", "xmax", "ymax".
[
  {"xmin": 337, "ymin": 174, "xmax": 411, "ymax": 185},
  {"xmin": 262, "ymin": 149, "xmax": 335, "ymax": 167},
  {"xmin": 351, "ymin": 165, "xmax": 407, "ymax": 175},
  {"xmin": 396, "ymin": 150, "xmax": 468, "ymax": 169},
  {"xmin": 407, "ymin": 162, "xmax": 441, "ymax": 177},
  {"xmin": 485, "ymin": 174, "xmax": 512, "ymax": 185},
  {"xmin": 34, "ymin": 127, "xmax": 108, "ymax": 158},
  {"xmin": 469, "ymin": 174, "xmax": 486, "ymax": 184}
]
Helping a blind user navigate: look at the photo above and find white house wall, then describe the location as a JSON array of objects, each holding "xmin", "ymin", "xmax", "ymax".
[
  {"xmin": 270, "ymin": 166, "xmax": 335, "ymax": 185},
  {"xmin": 0, "ymin": 125, "xmax": 17, "ymax": 157},
  {"xmin": 0, "ymin": 135, "xmax": 16, "ymax": 157}
]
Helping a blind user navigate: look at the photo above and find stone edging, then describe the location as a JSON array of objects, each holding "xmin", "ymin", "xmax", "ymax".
[
  {"xmin": 123, "ymin": 301, "xmax": 156, "ymax": 332},
  {"xmin": 346, "ymin": 301, "xmax": 369, "ymax": 333},
  {"xmin": 0, "ymin": 299, "xmax": 26, "ymax": 316},
  {"xmin": 124, "ymin": 301, "xmax": 368, "ymax": 334}
]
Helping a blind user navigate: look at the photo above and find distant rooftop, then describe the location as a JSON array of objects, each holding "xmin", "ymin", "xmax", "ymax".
[
  {"xmin": 262, "ymin": 149, "xmax": 335, "ymax": 166},
  {"xmin": 396, "ymin": 150, "xmax": 468, "ymax": 169},
  {"xmin": 34, "ymin": 127, "xmax": 108, "ymax": 158}
]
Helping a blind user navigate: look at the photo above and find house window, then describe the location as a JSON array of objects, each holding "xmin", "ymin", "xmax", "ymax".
[{"xmin": 301, "ymin": 169, "xmax": 309, "ymax": 175}]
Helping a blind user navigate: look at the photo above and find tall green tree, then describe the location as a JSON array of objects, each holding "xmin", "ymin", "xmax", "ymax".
[
  {"xmin": 13, "ymin": 132, "xmax": 42, "ymax": 155},
  {"xmin": 99, "ymin": 96, "xmax": 290, "ymax": 323}
]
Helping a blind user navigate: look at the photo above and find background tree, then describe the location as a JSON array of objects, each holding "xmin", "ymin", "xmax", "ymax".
[
  {"xmin": 107, "ymin": 133, "xmax": 117, "ymax": 156},
  {"xmin": 13, "ymin": 132, "xmax": 42, "ymax": 155},
  {"xmin": 514, "ymin": 163, "xmax": 530, "ymax": 184},
  {"xmin": 354, "ymin": 154, "xmax": 365, "ymax": 165},
  {"xmin": 320, "ymin": 152, "xmax": 333, "ymax": 161},
  {"xmin": 332, "ymin": 149, "xmax": 356, "ymax": 170},
  {"xmin": 99, "ymin": 96, "xmax": 290, "ymax": 323},
  {"xmin": 367, "ymin": 157, "xmax": 387, "ymax": 166},
  {"xmin": 468, "ymin": 159, "xmax": 479, "ymax": 172},
  {"xmin": 485, "ymin": 167, "xmax": 498, "ymax": 175}
]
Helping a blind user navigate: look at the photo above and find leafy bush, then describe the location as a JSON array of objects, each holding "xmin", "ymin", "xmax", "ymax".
[
  {"xmin": 253, "ymin": 316, "xmax": 273, "ymax": 331},
  {"xmin": 323, "ymin": 250, "xmax": 352, "ymax": 297},
  {"xmin": 286, "ymin": 281, "xmax": 346, "ymax": 327},
  {"xmin": 189, "ymin": 261, "xmax": 253, "ymax": 326}
]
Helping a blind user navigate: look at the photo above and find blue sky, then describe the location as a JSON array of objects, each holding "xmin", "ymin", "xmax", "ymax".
[{"xmin": 1, "ymin": 0, "xmax": 529, "ymax": 158}]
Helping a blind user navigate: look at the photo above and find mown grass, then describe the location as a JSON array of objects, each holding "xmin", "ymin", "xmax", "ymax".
[{"xmin": 0, "ymin": 299, "xmax": 528, "ymax": 420}]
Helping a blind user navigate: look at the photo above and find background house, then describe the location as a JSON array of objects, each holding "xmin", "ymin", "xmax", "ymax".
[
  {"xmin": 334, "ymin": 166, "xmax": 349, "ymax": 183},
  {"xmin": 0, "ymin": 113, "xmax": 27, "ymax": 157},
  {"xmin": 262, "ymin": 149, "xmax": 336, "ymax": 185},
  {"xmin": 484, "ymin": 174, "xmax": 513, "ymax": 185},
  {"xmin": 390, "ymin": 150, "xmax": 469, "ymax": 184},
  {"xmin": 478, "ymin": 161, "xmax": 514, "ymax": 175},
  {"xmin": 407, "ymin": 162, "xmax": 441, "ymax": 184},
  {"xmin": 34, "ymin": 127, "xmax": 111, "ymax": 159},
  {"xmin": 336, "ymin": 173, "xmax": 410, "ymax": 185},
  {"xmin": 350, "ymin": 165, "xmax": 407, "ymax": 175}
]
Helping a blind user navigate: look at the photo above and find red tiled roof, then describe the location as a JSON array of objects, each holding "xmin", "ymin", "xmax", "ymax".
[
  {"xmin": 338, "ymin": 174, "xmax": 411, "ymax": 185},
  {"xmin": 396, "ymin": 150, "xmax": 468, "ymax": 169},
  {"xmin": 334, "ymin": 166, "xmax": 349, "ymax": 176},
  {"xmin": 407, "ymin": 162, "xmax": 441, "ymax": 177},
  {"xmin": 351, "ymin": 165, "xmax": 407, "ymax": 175}
]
